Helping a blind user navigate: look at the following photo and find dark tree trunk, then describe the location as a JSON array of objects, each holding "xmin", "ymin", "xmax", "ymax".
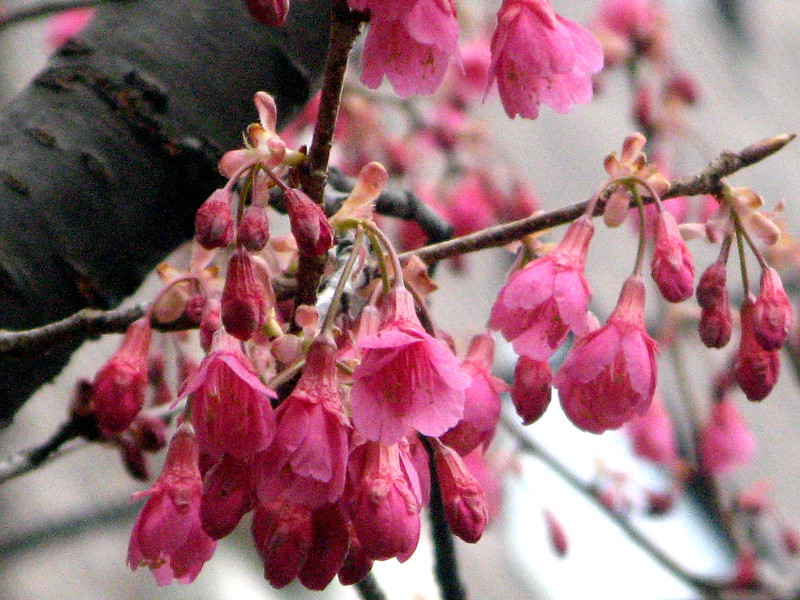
[{"xmin": 0, "ymin": 0, "xmax": 330, "ymax": 425}]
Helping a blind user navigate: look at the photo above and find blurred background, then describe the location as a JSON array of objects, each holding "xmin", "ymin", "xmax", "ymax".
[{"xmin": 2, "ymin": 1, "xmax": 800, "ymax": 599}]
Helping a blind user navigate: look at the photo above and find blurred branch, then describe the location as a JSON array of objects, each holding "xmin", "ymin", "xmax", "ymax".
[
  {"xmin": 403, "ymin": 134, "xmax": 795, "ymax": 265},
  {"xmin": 0, "ymin": 423, "xmax": 86, "ymax": 484},
  {"xmin": 500, "ymin": 413, "xmax": 729, "ymax": 598},
  {"xmin": 355, "ymin": 572, "xmax": 388, "ymax": 600}
]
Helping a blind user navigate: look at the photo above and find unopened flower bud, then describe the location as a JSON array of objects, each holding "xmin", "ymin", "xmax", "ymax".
[
  {"xmin": 434, "ymin": 443, "xmax": 489, "ymax": 544},
  {"xmin": 285, "ymin": 188, "xmax": 334, "ymax": 257},
  {"xmin": 651, "ymin": 211, "xmax": 694, "ymax": 303},
  {"xmin": 221, "ymin": 249, "xmax": 272, "ymax": 341},
  {"xmin": 731, "ymin": 548, "xmax": 759, "ymax": 590},
  {"xmin": 244, "ymin": 0, "xmax": 289, "ymax": 26},
  {"xmin": 783, "ymin": 527, "xmax": 800, "ymax": 556},
  {"xmin": 633, "ymin": 84, "xmax": 656, "ymax": 131},
  {"xmin": 195, "ymin": 189, "xmax": 235, "ymax": 250},
  {"xmin": 752, "ymin": 267, "xmax": 793, "ymax": 351},
  {"xmin": 696, "ymin": 261, "xmax": 727, "ymax": 309},
  {"xmin": 645, "ymin": 490, "xmax": 675, "ymax": 516},
  {"xmin": 543, "ymin": 509, "xmax": 568, "ymax": 557},
  {"xmin": 699, "ymin": 301, "xmax": 733, "ymax": 349},
  {"xmin": 251, "ymin": 499, "xmax": 313, "ymax": 588},
  {"xmin": 338, "ymin": 524, "xmax": 374, "ymax": 586},
  {"xmin": 239, "ymin": 204, "xmax": 271, "ymax": 252},
  {"xmin": 735, "ymin": 298, "xmax": 781, "ymax": 402},
  {"xmin": 665, "ymin": 71, "xmax": 700, "ymax": 105},
  {"xmin": 298, "ymin": 503, "xmax": 350, "ymax": 591},
  {"xmin": 201, "ymin": 455, "xmax": 255, "ymax": 540},
  {"xmin": 699, "ymin": 398, "xmax": 756, "ymax": 475},
  {"xmin": 510, "ymin": 356, "xmax": 552, "ymax": 425}
]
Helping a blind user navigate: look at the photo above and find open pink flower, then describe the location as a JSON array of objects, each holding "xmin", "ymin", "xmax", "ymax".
[
  {"xmin": 357, "ymin": 0, "xmax": 461, "ymax": 98},
  {"xmin": 487, "ymin": 0, "xmax": 603, "ymax": 119},
  {"xmin": 256, "ymin": 335, "xmax": 350, "ymax": 508},
  {"xmin": 128, "ymin": 424, "xmax": 217, "ymax": 585},
  {"xmin": 555, "ymin": 275, "xmax": 658, "ymax": 433},
  {"xmin": 180, "ymin": 332, "xmax": 276, "ymax": 460},
  {"xmin": 351, "ymin": 287, "xmax": 470, "ymax": 445},
  {"xmin": 490, "ymin": 215, "xmax": 594, "ymax": 360}
]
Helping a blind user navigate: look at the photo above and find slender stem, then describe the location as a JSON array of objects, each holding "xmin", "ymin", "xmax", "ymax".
[
  {"xmin": 363, "ymin": 221, "xmax": 405, "ymax": 290},
  {"xmin": 500, "ymin": 414, "xmax": 728, "ymax": 596},
  {"xmin": 0, "ymin": 425, "xmax": 85, "ymax": 484},
  {"xmin": 267, "ymin": 357, "xmax": 306, "ymax": 390},
  {"xmin": 354, "ymin": 573, "xmax": 388, "ymax": 600},
  {"xmin": 401, "ymin": 134, "xmax": 795, "ymax": 265},
  {"xmin": 363, "ymin": 227, "xmax": 391, "ymax": 293},
  {"xmin": 733, "ymin": 215, "xmax": 751, "ymax": 296},
  {"xmin": 632, "ymin": 186, "xmax": 648, "ymax": 276},
  {"xmin": 320, "ymin": 227, "xmax": 365, "ymax": 335}
]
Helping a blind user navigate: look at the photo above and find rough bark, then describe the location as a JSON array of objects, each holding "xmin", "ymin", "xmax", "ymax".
[{"xmin": 0, "ymin": 0, "xmax": 330, "ymax": 425}]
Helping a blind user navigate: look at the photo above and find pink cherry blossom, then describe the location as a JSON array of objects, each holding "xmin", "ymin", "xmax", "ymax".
[
  {"xmin": 625, "ymin": 393, "xmax": 678, "ymax": 467},
  {"xmin": 298, "ymin": 503, "xmax": 350, "ymax": 590},
  {"xmin": 490, "ymin": 215, "xmax": 594, "ymax": 360},
  {"xmin": 92, "ymin": 316, "xmax": 152, "ymax": 434},
  {"xmin": 357, "ymin": 0, "xmax": 461, "ymax": 98},
  {"xmin": 256, "ymin": 335, "xmax": 350, "ymax": 508},
  {"xmin": 440, "ymin": 333, "xmax": 506, "ymax": 455},
  {"xmin": 699, "ymin": 398, "xmax": 756, "ymax": 475},
  {"xmin": 555, "ymin": 274, "xmax": 658, "ymax": 433},
  {"xmin": 200, "ymin": 454, "xmax": 255, "ymax": 539},
  {"xmin": 651, "ymin": 210, "xmax": 694, "ymax": 303},
  {"xmin": 346, "ymin": 440, "xmax": 422, "ymax": 562},
  {"xmin": 510, "ymin": 356, "xmax": 552, "ymax": 425},
  {"xmin": 251, "ymin": 498, "xmax": 313, "ymax": 588},
  {"xmin": 351, "ymin": 287, "xmax": 470, "ymax": 445},
  {"xmin": 487, "ymin": 0, "xmax": 603, "ymax": 119},
  {"xmin": 180, "ymin": 332, "xmax": 276, "ymax": 460},
  {"xmin": 127, "ymin": 424, "xmax": 217, "ymax": 585},
  {"xmin": 434, "ymin": 442, "xmax": 489, "ymax": 543}
]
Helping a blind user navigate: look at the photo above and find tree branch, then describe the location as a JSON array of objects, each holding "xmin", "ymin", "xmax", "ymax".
[{"xmin": 402, "ymin": 134, "xmax": 795, "ymax": 265}]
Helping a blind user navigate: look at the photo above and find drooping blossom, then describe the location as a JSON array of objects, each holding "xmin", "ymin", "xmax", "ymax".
[
  {"xmin": 355, "ymin": 0, "xmax": 461, "ymax": 98},
  {"xmin": 238, "ymin": 204, "xmax": 271, "ymax": 252},
  {"xmin": 346, "ymin": 440, "xmax": 422, "ymax": 562},
  {"xmin": 440, "ymin": 333, "xmax": 506, "ymax": 455},
  {"xmin": 487, "ymin": 0, "xmax": 603, "ymax": 119},
  {"xmin": 128, "ymin": 424, "xmax": 217, "ymax": 585},
  {"xmin": 284, "ymin": 188, "xmax": 335, "ymax": 257},
  {"xmin": 338, "ymin": 521, "xmax": 374, "ymax": 586},
  {"xmin": 651, "ymin": 210, "xmax": 694, "ymax": 303},
  {"xmin": 244, "ymin": 0, "xmax": 289, "ymax": 26},
  {"xmin": 351, "ymin": 286, "xmax": 470, "ymax": 445},
  {"xmin": 433, "ymin": 442, "xmax": 489, "ymax": 543},
  {"xmin": 752, "ymin": 267, "xmax": 793, "ymax": 351},
  {"xmin": 490, "ymin": 215, "xmax": 594, "ymax": 360},
  {"xmin": 200, "ymin": 454, "xmax": 256, "ymax": 539},
  {"xmin": 625, "ymin": 393, "xmax": 678, "ymax": 467},
  {"xmin": 251, "ymin": 498, "xmax": 313, "ymax": 588},
  {"xmin": 256, "ymin": 335, "xmax": 350, "ymax": 508},
  {"xmin": 699, "ymin": 301, "xmax": 733, "ymax": 349},
  {"xmin": 735, "ymin": 297, "xmax": 781, "ymax": 402},
  {"xmin": 510, "ymin": 356, "xmax": 552, "ymax": 424},
  {"xmin": 92, "ymin": 316, "xmax": 152, "ymax": 434},
  {"xmin": 696, "ymin": 260, "xmax": 728, "ymax": 310},
  {"xmin": 555, "ymin": 274, "xmax": 658, "ymax": 433},
  {"xmin": 298, "ymin": 503, "xmax": 350, "ymax": 590},
  {"xmin": 180, "ymin": 331, "xmax": 276, "ymax": 460},
  {"xmin": 698, "ymin": 398, "xmax": 756, "ymax": 475},
  {"xmin": 220, "ymin": 248, "xmax": 274, "ymax": 341},
  {"xmin": 194, "ymin": 189, "xmax": 235, "ymax": 250}
]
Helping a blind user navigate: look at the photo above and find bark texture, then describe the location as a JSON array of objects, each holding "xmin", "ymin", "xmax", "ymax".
[{"xmin": 0, "ymin": 0, "xmax": 330, "ymax": 425}]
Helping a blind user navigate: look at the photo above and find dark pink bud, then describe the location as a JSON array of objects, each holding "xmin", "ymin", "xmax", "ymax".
[
  {"xmin": 543, "ymin": 509, "xmax": 568, "ymax": 557},
  {"xmin": 434, "ymin": 443, "xmax": 489, "ymax": 543},
  {"xmin": 626, "ymin": 394, "xmax": 677, "ymax": 467},
  {"xmin": 129, "ymin": 413, "xmax": 168, "ymax": 452},
  {"xmin": 696, "ymin": 261, "xmax": 727, "ymax": 309},
  {"xmin": 285, "ymin": 188, "xmax": 334, "ymax": 257},
  {"xmin": 783, "ymin": 527, "xmax": 800, "ymax": 556},
  {"xmin": 731, "ymin": 548, "xmax": 759, "ymax": 590},
  {"xmin": 195, "ymin": 189, "xmax": 235, "ymax": 250},
  {"xmin": 221, "ymin": 249, "xmax": 272, "ymax": 341},
  {"xmin": 645, "ymin": 490, "xmax": 675, "ymax": 516},
  {"xmin": 752, "ymin": 267, "xmax": 793, "ymax": 351},
  {"xmin": 735, "ymin": 298, "xmax": 781, "ymax": 401},
  {"xmin": 699, "ymin": 301, "xmax": 733, "ymax": 349},
  {"xmin": 251, "ymin": 499, "xmax": 313, "ymax": 588},
  {"xmin": 120, "ymin": 436, "xmax": 150, "ymax": 480},
  {"xmin": 651, "ymin": 211, "xmax": 694, "ymax": 303},
  {"xmin": 665, "ymin": 71, "xmax": 700, "ymax": 105},
  {"xmin": 511, "ymin": 356, "xmax": 552, "ymax": 425},
  {"xmin": 201, "ymin": 455, "xmax": 255, "ymax": 539},
  {"xmin": 199, "ymin": 298, "xmax": 221, "ymax": 351},
  {"xmin": 239, "ymin": 204, "xmax": 271, "ymax": 252},
  {"xmin": 244, "ymin": 0, "xmax": 289, "ymax": 26},
  {"xmin": 298, "ymin": 503, "xmax": 350, "ymax": 591},
  {"xmin": 92, "ymin": 317, "xmax": 152, "ymax": 434},
  {"xmin": 633, "ymin": 84, "xmax": 655, "ymax": 131},
  {"xmin": 338, "ymin": 525, "xmax": 373, "ymax": 586}
]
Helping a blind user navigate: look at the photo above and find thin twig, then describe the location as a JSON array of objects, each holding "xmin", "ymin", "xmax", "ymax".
[
  {"xmin": 0, "ymin": 425, "xmax": 86, "ymax": 484},
  {"xmin": 402, "ymin": 134, "xmax": 795, "ymax": 265},
  {"xmin": 500, "ymin": 414, "xmax": 728, "ymax": 597},
  {"xmin": 354, "ymin": 572, "xmax": 388, "ymax": 600}
]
